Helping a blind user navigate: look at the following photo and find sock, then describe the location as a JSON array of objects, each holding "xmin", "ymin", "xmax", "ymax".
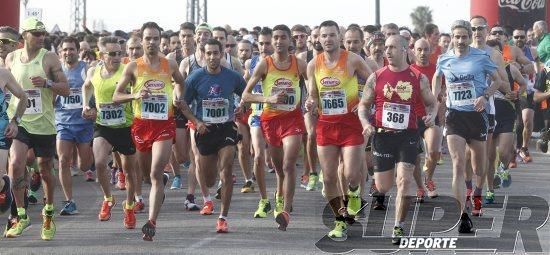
[
  {"xmin": 349, "ymin": 185, "xmax": 359, "ymax": 192},
  {"xmin": 474, "ymin": 186, "xmax": 483, "ymax": 197},
  {"xmin": 465, "ymin": 180, "xmax": 473, "ymax": 190},
  {"xmin": 125, "ymin": 200, "xmax": 135, "ymax": 209},
  {"xmin": 135, "ymin": 195, "xmax": 143, "ymax": 202},
  {"xmin": 17, "ymin": 207, "xmax": 26, "ymax": 218},
  {"xmin": 276, "ymin": 194, "xmax": 283, "ymax": 201},
  {"xmin": 394, "ymin": 221, "xmax": 404, "ymax": 228},
  {"xmin": 104, "ymin": 195, "xmax": 113, "ymax": 202},
  {"xmin": 44, "ymin": 203, "xmax": 54, "ymax": 212},
  {"xmin": 218, "ymin": 215, "xmax": 227, "ymax": 220},
  {"xmin": 203, "ymin": 195, "xmax": 212, "ymax": 202}
]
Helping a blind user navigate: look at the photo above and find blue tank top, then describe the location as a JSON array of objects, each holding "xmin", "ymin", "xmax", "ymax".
[
  {"xmin": 523, "ymin": 46, "xmax": 534, "ymax": 62},
  {"xmin": 188, "ymin": 54, "xmax": 203, "ymax": 75},
  {"xmin": 55, "ymin": 61, "xmax": 93, "ymax": 125},
  {"xmin": 0, "ymin": 87, "xmax": 9, "ymax": 138}
]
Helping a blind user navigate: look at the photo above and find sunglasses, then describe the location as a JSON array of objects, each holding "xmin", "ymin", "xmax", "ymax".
[
  {"xmin": 491, "ymin": 31, "xmax": 504, "ymax": 35},
  {"xmin": 29, "ymin": 31, "xmax": 46, "ymax": 37},
  {"xmin": 293, "ymin": 34, "xmax": 307, "ymax": 39},
  {"xmin": 103, "ymin": 51, "xmax": 122, "ymax": 57},
  {"xmin": 513, "ymin": 35, "xmax": 525, "ymax": 39},
  {"xmin": 0, "ymin": 38, "xmax": 17, "ymax": 45},
  {"xmin": 471, "ymin": 26, "xmax": 486, "ymax": 32},
  {"xmin": 118, "ymin": 39, "xmax": 126, "ymax": 44},
  {"xmin": 225, "ymin": 44, "xmax": 236, "ymax": 48}
]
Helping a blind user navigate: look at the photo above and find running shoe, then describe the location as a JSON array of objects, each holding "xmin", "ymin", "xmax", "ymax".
[
  {"xmin": 170, "ymin": 175, "xmax": 182, "ymax": 190},
  {"xmin": 472, "ymin": 196, "xmax": 483, "ymax": 217},
  {"xmin": 424, "ymin": 179, "xmax": 438, "ymax": 198},
  {"xmin": 254, "ymin": 199, "xmax": 272, "ymax": 218},
  {"xmin": 142, "ymin": 220, "xmax": 156, "ymax": 241},
  {"xmin": 216, "ymin": 218, "xmax": 229, "ymax": 233},
  {"xmin": 328, "ymin": 220, "xmax": 348, "ymax": 240},
  {"xmin": 5, "ymin": 215, "xmax": 31, "ymax": 238},
  {"xmin": 241, "ymin": 180, "xmax": 255, "ymax": 193},
  {"xmin": 498, "ymin": 167, "xmax": 512, "ymax": 188},
  {"xmin": 28, "ymin": 190, "xmax": 38, "ymax": 205},
  {"xmin": 70, "ymin": 165, "xmax": 80, "ymax": 176},
  {"xmin": 0, "ymin": 175, "xmax": 12, "ymax": 214},
  {"xmin": 163, "ymin": 173, "xmax": 169, "ymax": 186},
  {"xmin": 416, "ymin": 188, "xmax": 426, "ymax": 203},
  {"xmin": 372, "ymin": 194, "xmax": 386, "ymax": 211},
  {"xmin": 134, "ymin": 198, "xmax": 145, "ymax": 213},
  {"xmin": 347, "ymin": 188, "xmax": 361, "ymax": 216},
  {"xmin": 200, "ymin": 200, "xmax": 214, "ymax": 215},
  {"xmin": 484, "ymin": 191, "xmax": 494, "ymax": 204},
  {"xmin": 275, "ymin": 211, "xmax": 289, "ymax": 231},
  {"xmin": 30, "ymin": 171, "xmax": 41, "ymax": 192},
  {"xmin": 117, "ymin": 170, "xmax": 126, "ymax": 190},
  {"xmin": 3, "ymin": 216, "xmax": 18, "ymax": 237},
  {"xmin": 267, "ymin": 166, "xmax": 275, "ymax": 173},
  {"xmin": 519, "ymin": 147, "xmax": 532, "ymax": 163},
  {"xmin": 98, "ymin": 198, "xmax": 116, "ymax": 221},
  {"xmin": 41, "ymin": 208, "xmax": 56, "ymax": 240},
  {"xmin": 306, "ymin": 173, "xmax": 319, "ymax": 191},
  {"xmin": 184, "ymin": 194, "xmax": 200, "ymax": 211},
  {"xmin": 369, "ymin": 180, "xmax": 378, "ymax": 196},
  {"xmin": 392, "ymin": 226, "xmax": 404, "ymax": 245},
  {"xmin": 458, "ymin": 212, "xmax": 473, "ymax": 233},
  {"xmin": 84, "ymin": 170, "xmax": 94, "ymax": 182},
  {"xmin": 59, "ymin": 201, "xmax": 79, "ymax": 215},
  {"xmin": 123, "ymin": 200, "xmax": 136, "ymax": 229},
  {"xmin": 493, "ymin": 172, "xmax": 502, "ymax": 190},
  {"xmin": 274, "ymin": 194, "xmax": 284, "ymax": 217},
  {"xmin": 300, "ymin": 175, "xmax": 308, "ymax": 189}
]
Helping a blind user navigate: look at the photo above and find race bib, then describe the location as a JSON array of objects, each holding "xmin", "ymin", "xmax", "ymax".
[
  {"xmin": 98, "ymin": 103, "xmax": 125, "ymax": 126},
  {"xmin": 62, "ymin": 88, "xmax": 83, "ymax": 109},
  {"xmin": 202, "ymin": 98, "xmax": 229, "ymax": 124},
  {"xmin": 270, "ymin": 87, "xmax": 296, "ymax": 111},
  {"xmin": 320, "ymin": 90, "xmax": 347, "ymax": 115},
  {"xmin": 382, "ymin": 102, "xmax": 410, "ymax": 130},
  {"xmin": 25, "ymin": 89, "xmax": 42, "ymax": 114},
  {"xmin": 448, "ymin": 82, "xmax": 476, "ymax": 107},
  {"xmin": 141, "ymin": 94, "xmax": 168, "ymax": 120}
]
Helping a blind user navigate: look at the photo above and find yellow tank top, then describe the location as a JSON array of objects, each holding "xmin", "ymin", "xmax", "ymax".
[
  {"xmin": 132, "ymin": 57, "xmax": 174, "ymax": 120},
  {"xmin": 261, "ymin": 55, "xmax": 301, "ymax": 120},
  {"xmin": 7, "ymin": 48, "xmax": 56, "ymax": 135},
  {"xmin": 91, "ymin": 63, "xmax": 133, "ymax": 127},
  {"xmin": 314, "ymin": 50, "xmax": 360, "ymax": 122}
]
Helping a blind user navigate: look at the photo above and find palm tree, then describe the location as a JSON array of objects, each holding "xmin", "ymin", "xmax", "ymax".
[{"xmin": 410, "ymin": 6, "xmax": 433, "ymax": 34}]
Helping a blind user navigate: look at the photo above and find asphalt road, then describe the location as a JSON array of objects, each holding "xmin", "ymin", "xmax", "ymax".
[{"xmin": 1, "ymin": 141, "xmax": 549, "ymax": 255}]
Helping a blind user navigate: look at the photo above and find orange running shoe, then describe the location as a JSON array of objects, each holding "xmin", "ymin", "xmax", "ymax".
[
  {"xmin": 200, "ymin": 201, "xmax": 214, "ymax": 215},
  {"xmin": 216, "ymin": 218, "xmax": 229, "ymax": 233},
  {"xmin": 117, "ymin": 170, "xmax": 126, "ymax": 190},
  {"xmin": 123, "ymin": 200, "xmax": 136, "ymax": 229},
  {"xmin": 98, "ymin": 198, "xmax": 116, "ymax": 221}
]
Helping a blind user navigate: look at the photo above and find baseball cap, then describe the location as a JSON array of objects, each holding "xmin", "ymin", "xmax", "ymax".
[
  {"xmin": 21, "ymin": 17, "xmax": 46, "ymax": 32},
  {"xmin": 367, "ymin": 31, "xmax": 386, "ymax": 47},
  {"xmin": 195, "ymin": 23, "xmax": 212, "ymax": 33}
]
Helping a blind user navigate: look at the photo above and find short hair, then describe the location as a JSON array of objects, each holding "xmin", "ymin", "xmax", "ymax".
[
  {"xmin": 382, "ymin": 23, "xmax": 399, "ymax": 31},
  {"xmin": 399, "ymin": 26, "xmax": 413, "ymax": 35},
  {"xmin": 259, "ymin": 27, "xmax": 272, "ymax": 36},
  {"xmin": 204, "ymin": 38, "xmax": 223, "ymax": 52},
  {"xmin": 470, "ymin": 15, "xmax": 487, "ymax": 25},
  {"xmin": 180, "ymin": 22, "xmax": 196, "ymax": 33},
  {"xmin": 363, "ymin": 25, "xmax": 378, "ymax": 34},
  {"xmin": 239, "ymin": 40, "xmax": 252, "ymax": 46},
  {"xmin": 61, "ymin": 36, "xmax": 80, "ymax": 51},
  {"xmin": 99, "ymin": 36, "xmax": 119, "ymax": 49},
  {"xmin": 440, "ymin": 33, "xmax": 451, "ymax": 38},
  {"xmin": 451, "ymin": 20, "xmax": 473, "ymax": 38},
  {"xmin": 0, "ymin": 26, "xmax": 19, "ymax": 38},
  {"xmin": 169, "ymin": 32, "xmax": 179, "ymax": 38},
  {"xmin": 424, "ymin": 23, "xmax": 439, "ymax": 36},
  {"xmin": 345, "ymin": 25, "xmax": 364, "ymax": 41},
  {"xmin": 534, "ymin": 20, "xmax": 548, "ymax": 32},
  {"xmin": 140, "ymin": 22, "xmax": 163, "ymax": 38},
  {"xmin": 388, "ymin": 35, "xmax": 408, "ymax": 49},
  {"xmin": 319, "ymin": 20, "xmax": 340, "ymax": 31},
  {"xmin": 291, "ymin": 24, "xmax": 307, "ymax": 34},
  {"xmin": 212, "ymin": 26, "xmax": 228, "ymax": 38},
  {"xmin": 161, "ymin": 32, "xmax": 170, "ymax": 40},
  {"xmin": 272, "ymin": 24, "xmax": 291, "ymax": 37},
  {"xmin": 253, "ymin": 26, "xmax": 261, "ymax": 33}
]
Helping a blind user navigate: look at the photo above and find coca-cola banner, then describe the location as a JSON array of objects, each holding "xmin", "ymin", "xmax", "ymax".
[{"xmin": 498, "ymin": 0, "xmax": 547, "ymax": 30}]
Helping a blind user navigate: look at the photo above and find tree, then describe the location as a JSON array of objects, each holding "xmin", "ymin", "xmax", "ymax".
[{"xmin": 410, "ymin": 6, "xmax": 433, "ymax": 34}]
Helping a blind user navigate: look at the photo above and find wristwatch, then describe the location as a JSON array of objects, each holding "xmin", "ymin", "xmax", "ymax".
[
  {"xmin": 483, "ymin": 93, "xmax": 490, "ymax": 100},
  {"xmin": 11, "ymin": 116, "xmax": 21, "ymax": 124},
  {"xmin": 44, "ymin": 79, "xmax": 53, "ymax": 88}
]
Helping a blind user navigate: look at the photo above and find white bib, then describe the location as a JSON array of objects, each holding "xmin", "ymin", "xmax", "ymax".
[
  {"xmin": 382, "ymin": 102, "xmax": 410, "ymax": 130},
  {"xmin": 202, "ymin": 98, "xmax": 229, "ymax": 124},
  {"xmin": 98, "ymin": 103, "xmax": 125, "ymax": 126},
  {"xmin": 62, "ymin": 88, "xmax": 83, "ymax": 109},
  {"xmin": 320, "ymin": 89, "xmax": 347, "ymax": 115},
  {"xmin": 270, "ymin": 87, "xmax": 296, "ymax": 111},
  {"xmin": 24, "ymin": 89, "xmax": 42, "ymax": 114},
  {"xmin": 141, "ymin": 94, "xmax": 168, "ymax": 120},
  {"xmin": 448, "ymin": 82, "xmax": 476, "ymax": 107}
]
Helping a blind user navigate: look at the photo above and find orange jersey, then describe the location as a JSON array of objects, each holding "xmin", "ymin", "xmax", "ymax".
[
  {"xmin": 260, "ymin": 55, "xmax": 302, "ymax": 121},
  {"xmin": 132, "ymin": 57, "xmax": 174, "ymax": 119}
]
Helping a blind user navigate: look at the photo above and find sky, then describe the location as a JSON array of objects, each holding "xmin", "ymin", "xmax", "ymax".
[{"xmin": 20, "ymin": 0, "xmax": 471, "ymax": 33}]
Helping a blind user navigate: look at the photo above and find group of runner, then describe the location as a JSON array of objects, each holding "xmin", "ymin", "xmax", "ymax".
[{"xmin": 0, "ymin": 15, "xmax": 549, "ymax": 244}]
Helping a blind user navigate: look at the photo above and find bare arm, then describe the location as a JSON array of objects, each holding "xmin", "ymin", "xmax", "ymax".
[
  {"xmin": 230, "ymin": 57, "xmax": 244, "ymax": 76},
  {"xmin": 513, "ymin": 46, "xmax": 535, "ymax": 75},
  {"xmin": 170, "ymin": 59, "xmax": 198, "ymax": 124},
  {"xmin": 352, "ymin": 53, "xmax": 373, "ymax": 82},
  {"xmin": 419, "ymin": 74, "xmax": 437, "ymax": 126},
  {"xmin": 358, "ymin": 73, "xmax": 376, "ymax": 133},
  {"xmin": 432, "ymin": 73, "xmax": 443, "ymax": 99},
  {"xmin": 179, "ymin": 56, "xmax": 190, "ymax": 78},
  {"xmin": 241, "ymin": 59, "xmax": 271, "ymax": 104},
  {"xmin": 44, "ymin": 52, "xmax": 70, "ymax": 96},
  {"xmin": 510, "ymin": 64, "xmax": 527, "ymax": 96},
  {"xmin": 2, "ymin": 69, "xmax": 28, "ymax": 119},
  {"xmin": 112, "ymin": 62, "xmax": 138, "ymax": 104},
  {"xmin": 243, "ymin": 59, "xmax": 252, "ymax": 81},
  {"xmin": 305, "ymin": 60, "xmax": 319, "ymax": 113}
]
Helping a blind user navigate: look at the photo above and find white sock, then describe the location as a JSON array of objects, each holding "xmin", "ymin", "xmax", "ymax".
[
  {"xmin": 203, "ymin": 195, "xmax": 211, "ymax": 202},
  {"xmin": 219, "ymin": 215, "xmax": 227, "ymax": 220}
]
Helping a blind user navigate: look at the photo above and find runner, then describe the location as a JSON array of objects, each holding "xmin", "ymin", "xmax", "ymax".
[
  {"xmin": 243, "ymin": 27, "xmax": 274, "ymax": 217},
  {"xmin": 433, "ymin": 20, "xmax": 503, "ymax": 233},
  {"xmin": 4, "ymin": 17, "xmax": 70, "ymax": 240},
  {"xmin": 306, "ymin": 20, "xmax": 373, "ymax": 239},
  {"xmin": 533, "ymin": 21, "xmax": 549, "ymax": 64},
  {"xmin": 0, "ymin": 26, "xmax": 19, "ymax": 68},
  {"xmin": 56, "ymin": 36, "xmax": 94, "ymax": 215},
  {"xmin": 423, "ymin": 23, "xmax": 442, "ymax": 65},
  {"xmin": 184, "ymin": 38, "xmax": 246, "ymax": 233},
  {"xmin": 291, "ymin": 25, "xmax": 309, "ymax": 55},
  {"xmin": 113, "ymin": 22, "xmax": 194, "ymax": 241},
  {"xmin": 82, "ymin": 36, "xmax": 137, "ymax": 230},
  {"xmin": 439, "ymin": 33, "xmax": 451, "ymax": 53},
  {"xmin": 123, "ymin": 36, "xmax": 144, "ymax": 64},
  {"xmin": 237, "ymin": 39, "xmax": 253, "ymax": 68},
  {"xmin": 242, "ymin": 24, "xmax": 308, "ymax": 231}
]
